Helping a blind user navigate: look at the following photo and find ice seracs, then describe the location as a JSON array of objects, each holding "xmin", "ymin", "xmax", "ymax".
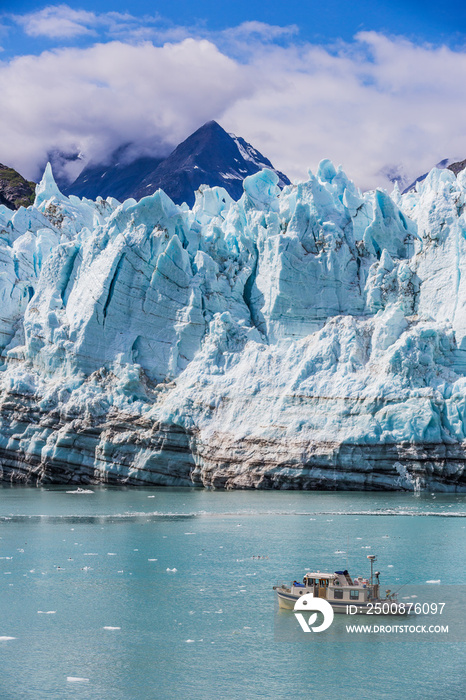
[{"xmin": 0, "ymin": 160, "xmax": 466, "ymax": 490}]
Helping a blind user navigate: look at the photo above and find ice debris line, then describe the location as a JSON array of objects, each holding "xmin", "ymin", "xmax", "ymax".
[{"xmin": 1, "ymin": 161, "xmax": 466, "ymax": 491}]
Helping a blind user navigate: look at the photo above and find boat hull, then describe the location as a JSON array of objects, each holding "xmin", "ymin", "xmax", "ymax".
[
  {"xmin": 276, "ymin": 588, "xmax": 407, "ymax": 615},
  {"xmin": 277, "ymin": 592, "xmax": 297, "ymax": 610}
]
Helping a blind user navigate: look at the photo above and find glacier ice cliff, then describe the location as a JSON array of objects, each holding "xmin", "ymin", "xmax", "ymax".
[{"xmin": 1, "ymin": 160, "xmax": 466, "ymax": 490}]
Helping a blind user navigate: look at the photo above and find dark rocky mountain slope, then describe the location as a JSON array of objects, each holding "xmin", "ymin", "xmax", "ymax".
[
  {"xmin": 0, "ymin": 164, "xmax": 36, "ymax": 210},
  {"xmin": 64, "ymin": 121, "xmax": 290, "ymax": 206}
]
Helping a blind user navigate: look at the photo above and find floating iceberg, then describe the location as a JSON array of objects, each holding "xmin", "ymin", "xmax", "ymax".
[{"xmin": 0, "ymin": 161, "xmax": 466, "ymax": 491}]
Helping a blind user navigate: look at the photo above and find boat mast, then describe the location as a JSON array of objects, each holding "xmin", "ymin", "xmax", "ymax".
[{"xmin": 367, "ymin": 554, "xmax": 377, "ymax": 586}]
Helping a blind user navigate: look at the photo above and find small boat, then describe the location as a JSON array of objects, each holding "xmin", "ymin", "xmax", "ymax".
[{"xmin": 274, "ymin": 555, "xmax": 407, "ymax": 615}]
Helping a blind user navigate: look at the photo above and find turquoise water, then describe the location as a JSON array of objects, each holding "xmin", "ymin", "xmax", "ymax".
[{"xmin": 0, "ymin": 488, "xmax": 465, "ymax": 700}]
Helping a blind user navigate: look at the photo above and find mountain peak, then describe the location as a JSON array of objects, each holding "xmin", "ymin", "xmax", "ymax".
[
  {"xmin": 132, "ymin": 122, "xmax": 290, "ymax": 206},
  {"xmin": 198, "ymin": 119, "xmax": 222, "ymax": 129}
]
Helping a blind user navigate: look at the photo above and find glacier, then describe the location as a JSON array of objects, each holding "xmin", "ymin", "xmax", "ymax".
[{"xmin": 1, "ymin": 160, "xmax": 466, "ymax": 490}]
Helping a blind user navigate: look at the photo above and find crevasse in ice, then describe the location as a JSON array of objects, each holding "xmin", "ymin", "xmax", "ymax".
[{"xmin": 1, "ymin": 160, "xmax": 466, "ymax": 490}]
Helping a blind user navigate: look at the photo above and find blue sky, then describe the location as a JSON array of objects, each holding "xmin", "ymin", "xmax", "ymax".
[
  {"xmin": 0, "ymin": 2, "xmax": 465, "ymax": 189},
  {"xmin": 3, "ymin": 0, "xmax": 466, "ymax": 51}
]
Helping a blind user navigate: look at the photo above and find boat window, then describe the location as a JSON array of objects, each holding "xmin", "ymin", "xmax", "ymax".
[
  {"xmin": 334, "ymin": 580, "xmax": 340, "ymax": 586},
  {"xmin": 350, "ymin": 590, "xmax": 359, "ymax": 600},
  {"xmin": 334, "ymin": 590, "xmax": 343, "ymax": 599}
]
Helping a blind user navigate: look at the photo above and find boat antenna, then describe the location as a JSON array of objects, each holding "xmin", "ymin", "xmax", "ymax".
[{"xmin": 346, "ymin": 534, "xmax": 349, "ymax": 572}]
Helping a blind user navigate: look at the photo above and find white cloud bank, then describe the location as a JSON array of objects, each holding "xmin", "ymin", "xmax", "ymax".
[{"xmin": 1, "ymin": 17, "xmax": 466, "ymax": 190}]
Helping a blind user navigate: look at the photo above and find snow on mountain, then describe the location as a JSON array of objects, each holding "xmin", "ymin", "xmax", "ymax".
[{"xmin": 1, "ymin": 159, "xmax": 466, "ymax": 490}]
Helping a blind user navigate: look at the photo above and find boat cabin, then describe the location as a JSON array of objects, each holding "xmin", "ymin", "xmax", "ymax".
[{"xmin": 290, "ymin": 569, "xmax": 379, "ymax": 604}]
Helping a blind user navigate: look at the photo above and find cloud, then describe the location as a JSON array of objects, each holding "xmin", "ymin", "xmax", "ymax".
[
  {"xmin": 222, "ymin": 33, "xmax": 466, "ymax": 189},
  {"xmin": 11, "ymin": 6, "xmax": 298, "ymax": 48},
  {"xmin": 222, "ymin": 21, "xmax": 299, "ymax": 42},
  {"xmin": 0, "ymin": 23, "xmax": 465, "ymax": 191},
  {"xmin": 11, "ymin": 5, "xmax": 166, "ymax": 42},
  {"xmin": 0, "ymin": 38, "xmax": 252, "ymax": 180},
  {"xmin": 15, "ymin": 5, "xmax": 98, "ymax": 39}
]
